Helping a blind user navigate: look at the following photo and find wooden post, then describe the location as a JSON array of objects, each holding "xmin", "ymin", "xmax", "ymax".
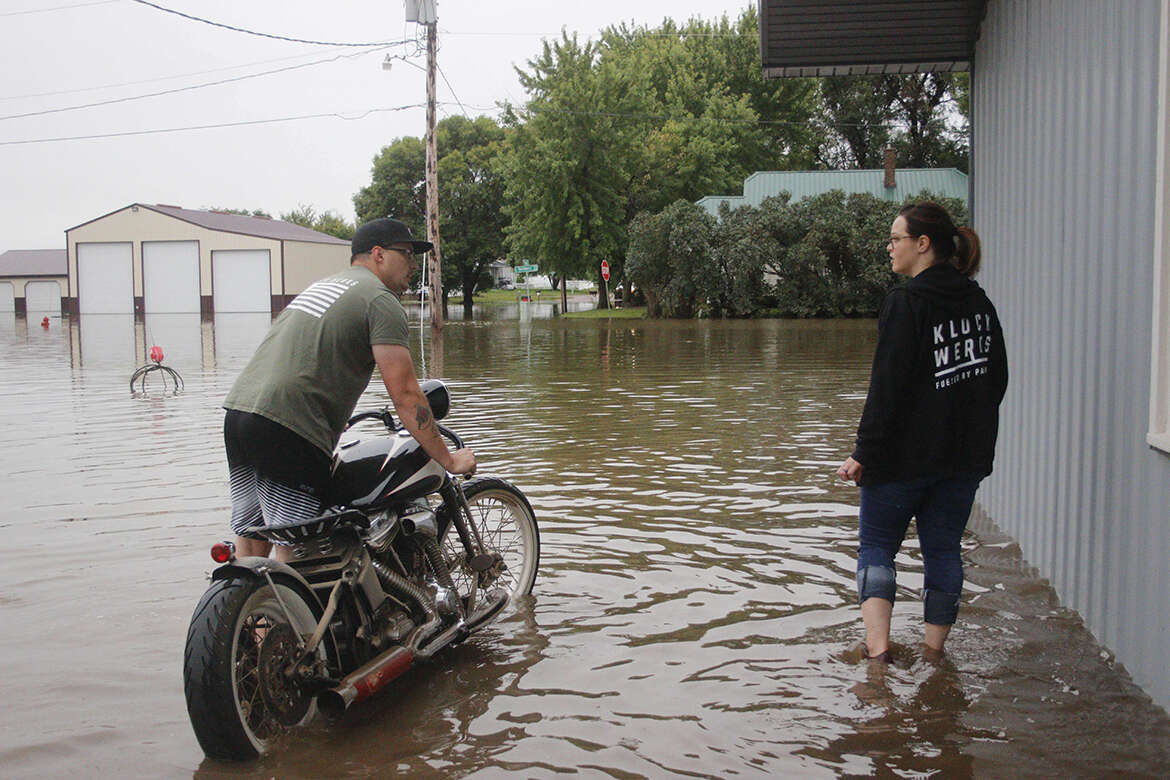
[{"xmin": 425, "ymin": 19, "xmax": 442, "ymax": 330}]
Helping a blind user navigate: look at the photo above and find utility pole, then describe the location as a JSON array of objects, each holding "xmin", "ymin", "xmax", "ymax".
[{"xmin": 406, "ymin": 0, "xmax": 442, "ymax": 329}]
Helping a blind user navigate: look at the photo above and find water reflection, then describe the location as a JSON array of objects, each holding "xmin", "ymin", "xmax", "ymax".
[
  {"xmin": 143, "ymin": 314, "xmax": 203, "ymax": 368},
  {"xmin": 73, "ymin": 313, "xmax": 137, "ymax": 367},
  {"xmin": 406, "ymin": 300, "xmax": 595, "ymax": 322},
  {"xmin": 211, "ymin": 312, "xmax": 272, "ymax": 369},
  {"xmin": 0, "ymin": 315, "xmax": 1168, "ymax": 779}
]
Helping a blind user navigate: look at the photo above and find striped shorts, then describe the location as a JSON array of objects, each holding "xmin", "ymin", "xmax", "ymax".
[{"xmin": 224, "ymin": 409, "xmax": 331, "ymax": 538}]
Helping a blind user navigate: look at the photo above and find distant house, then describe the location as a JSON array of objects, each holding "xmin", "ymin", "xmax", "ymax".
[
  {"xmin": 65, "ymin": 203, "xmax": 350, "ymax": 316},
  {"xmin": 0, "ymin": 249, "xmax": 67, "ymax": 314},
  {"xmin": 759, "ymin": 0, "xmax": 1170, "ymax": 713},
  {"xmin": 696, "ymin": 154, "xmax": 968, "ymax": 218},
  {"xmin": 488, "ymin": 260, "xmax": 516, "ymax": 287}
]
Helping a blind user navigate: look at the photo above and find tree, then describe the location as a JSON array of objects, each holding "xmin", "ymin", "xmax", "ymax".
[
  {"xmin": 629, "ymin": 190, "xmax": 970, "ymax": 318},
  {"xmin": 502, "ymin": 10, "xmax": 808, "ymax": 312},
  {"xmin": 280, "ymin": 204, "xmax": 354, "ymax": 239},
  {"xmin": 353, "ymin": 136, "xmax": 426, "ymax": 228},
  {"xmin": 627, "ymin": 200, "xmax": 716, "ymax": 318},
  {"xmin": 814, "ymin": 77, "xmax": 896, "ymax": 169},
  {"xmin": 204, "ymin": 206, "xmax": 273, "ymax": 218},
  {"xmin": 814, "ymin": 74, "xmax": 969, "ymax": 172},
  {"xmin": 709, "ymin": 202, "xmax": 769, "ymax": 318},
  {"xmin": 354, "ymin": 116, "xmax": 508, "ymax": 316},
  {"xmin": 434, "ymin": 117, "xmax": 508, "ymax": 317},
  {"xmin": 887, "ymin": 73, "xmax": 969, "ymax": 170},
  {"xmin": 502, "ymin": 33, "xmax": 632, "ymax": 312}
]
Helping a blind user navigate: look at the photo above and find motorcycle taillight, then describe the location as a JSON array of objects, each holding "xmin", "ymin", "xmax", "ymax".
[{"xmin": 210, "ymin": 541, "xmax": 235, "ymax": 563}]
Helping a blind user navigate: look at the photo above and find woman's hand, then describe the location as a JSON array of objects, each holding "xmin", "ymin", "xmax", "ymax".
[{"xmin": 837, "ymin": 456, "xmax": 864, "ymax": 484}]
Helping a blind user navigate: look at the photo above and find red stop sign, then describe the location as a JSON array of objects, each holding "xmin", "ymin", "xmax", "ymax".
[{"xmin": 601, "ymin": 260, "xmax": 610, "ymax": 281}]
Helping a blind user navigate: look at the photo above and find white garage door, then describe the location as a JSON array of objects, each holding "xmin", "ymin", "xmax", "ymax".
[
  {"xmin": 0, "ymin": 282, "xmax": 13, "ymax": 312},
  {"xmin": 78, "ymin": 242, "xmax": 133, "ymax": 314},
  {"xmin": 144, "ymin": 241, "xmax": 200, "ymax": 313},
  {"xmin": 24, "ymin": 280, "xmax": 61, "ymax": 314},
  {"xmin": 212, "ymin": 249, "xmax": 271, "ymax": 313}
]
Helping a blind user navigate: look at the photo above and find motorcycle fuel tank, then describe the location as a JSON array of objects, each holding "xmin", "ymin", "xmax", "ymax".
[{"xmin": 330, "ymin": 429, "xmax": 446, "ymax": 506}]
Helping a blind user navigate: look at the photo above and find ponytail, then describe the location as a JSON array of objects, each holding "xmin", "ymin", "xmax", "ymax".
[
  {"xmin": 899, "ymin": 202, "xmax": 983, "ymax": 277},
  {"xmin": 952, "ymin": 225, "xmax": 981, "ymax": 277}
]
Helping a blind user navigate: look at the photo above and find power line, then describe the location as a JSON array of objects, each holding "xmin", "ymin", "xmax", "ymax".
[
  {"xmin": 0, "ymin": 47, "xmax": 357, "ymax": 101},
  {"xmin": 0, "ymin": 47, "xmax": 399, "ymax": 122},
  {"xmin": 439, "ymin": 28, "xmax": 748, "ymax": 38},
  {"xmin": 0, "ymin": 104, "xmax": 427, "ymax": 146},
  {"xmin": 1, "ymin": 0, "xmax": 117, "ymax": 16},
  {"xmin": 436, "ymin": 63, "xmax": 471, "ymax": 119},
  {"xmin": 128, "ymin": 0, "xmax": 409, "ymax": 47}
]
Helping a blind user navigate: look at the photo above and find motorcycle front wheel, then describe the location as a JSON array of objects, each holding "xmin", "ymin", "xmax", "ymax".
[
  {"xmin": 443, "ymin": 476, "xmax": 540, "ymax": 602},
  {"xmin": 183, "ymin": 577, "xmax": 323, "ymax": 761}
]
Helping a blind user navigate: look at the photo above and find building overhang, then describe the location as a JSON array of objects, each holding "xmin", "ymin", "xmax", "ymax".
[{"xmin": 759, "ymin": 0, "xmax": 987, "ymax": 78}]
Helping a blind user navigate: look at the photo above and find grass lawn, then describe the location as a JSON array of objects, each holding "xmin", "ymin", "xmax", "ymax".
[
  {"xmin": 448, "ymin": 288, "xmax": 597, "ymax": 304},
  {"xmin": 564, "ymin": 306, "xmax": 646, "ymax": 319}
]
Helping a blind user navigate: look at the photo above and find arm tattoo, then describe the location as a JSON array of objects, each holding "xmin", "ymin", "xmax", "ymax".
[{"xmin": 413, "ymin": 403, "xmax": 436, "ymax": 434}]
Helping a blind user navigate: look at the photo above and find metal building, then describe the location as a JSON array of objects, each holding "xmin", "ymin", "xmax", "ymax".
[
  {"xmin": 696, "ymin": 166, "xmax": 968, "ymax": 217},
  {"xmin": 760, "ymin": 0, "xmax": 1170, "ymax": 711},
  {"xmin": 0, "ymin": 249, "xmax": 66, "ymax": 315},
  {"xmin": 65, "ymin": 204, "xmax": 350, "ymax": 316}
]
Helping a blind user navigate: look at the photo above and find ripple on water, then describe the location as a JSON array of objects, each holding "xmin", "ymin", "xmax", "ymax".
[{"xmin": 0, "ymin": 315, "xmax": 1168, "ymax": 778}]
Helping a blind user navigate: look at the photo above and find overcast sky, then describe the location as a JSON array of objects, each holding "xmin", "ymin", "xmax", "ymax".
[{"xmin": 1, "ymin": 0, "xmax": 752, "ymax": 252}]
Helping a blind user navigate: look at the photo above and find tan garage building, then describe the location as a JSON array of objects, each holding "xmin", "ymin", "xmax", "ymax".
[
  {"xmin": 65, "ymin": 203, "xmax": 350, "ymax": 315},
  {"xmin": 0, "ymin": 249, "xmax": 67, "ymax": 315}
]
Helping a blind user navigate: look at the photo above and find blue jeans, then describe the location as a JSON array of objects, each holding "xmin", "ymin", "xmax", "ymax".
[{"xmin": 856, "ymin": 473, "xmax": 982, "ymax": 625}]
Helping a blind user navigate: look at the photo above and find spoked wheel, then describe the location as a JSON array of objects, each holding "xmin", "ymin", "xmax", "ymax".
[
  {"xmin": 184, "ymin": 578, "xmax": 324, "ymax": 761},
  {"xmin": 442, "ymin": 477, "xmax": 540, "ymax": 604}
]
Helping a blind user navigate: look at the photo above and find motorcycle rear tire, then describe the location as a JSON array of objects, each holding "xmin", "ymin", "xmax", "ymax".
[
  {"xmin": 183, "ymin": 577, "xmax": 322, "ymax": 761},
  {"xmin": 445, "ymin": 476, "xmax": 540, "ymax": 601}
]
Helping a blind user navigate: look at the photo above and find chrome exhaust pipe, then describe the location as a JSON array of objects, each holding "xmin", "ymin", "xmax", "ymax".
[{"xmin": 317, "ymin": 645, "xmax": 413, "ymax": 720}]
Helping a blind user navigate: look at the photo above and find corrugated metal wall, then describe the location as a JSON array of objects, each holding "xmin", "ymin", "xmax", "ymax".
[{"xmin": 973, "ymin": 0, "xmax": 1170, "ymax": 710}]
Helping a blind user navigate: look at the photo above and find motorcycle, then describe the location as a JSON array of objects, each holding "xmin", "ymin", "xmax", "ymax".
[{"xmin": 183, "ymin": 380, "xmax": 540, "ymax": 761}]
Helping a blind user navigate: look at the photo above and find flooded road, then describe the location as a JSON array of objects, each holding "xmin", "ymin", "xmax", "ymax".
[{"xmin": 1, "ymin": 311, "xmax": 1168, "ymax": 778}]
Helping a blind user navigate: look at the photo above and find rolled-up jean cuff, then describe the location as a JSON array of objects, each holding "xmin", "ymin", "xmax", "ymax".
[
  {"xmin": 857, "ymin": 565, "xmax": 897, "ymax": 605},
  {"xmin": 923, "ymin": 588, "xmax": 961, "ymax": 625}
]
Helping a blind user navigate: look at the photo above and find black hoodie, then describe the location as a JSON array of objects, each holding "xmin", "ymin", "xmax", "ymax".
[{"xmin": 851, "ymin": 262, "xmax": 1008, "ymax": 486}]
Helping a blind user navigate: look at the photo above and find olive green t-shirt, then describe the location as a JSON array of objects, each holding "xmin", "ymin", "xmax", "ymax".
[{"xmin": 224, "ymin": 265, "xmax": 409, "ymax": 455}]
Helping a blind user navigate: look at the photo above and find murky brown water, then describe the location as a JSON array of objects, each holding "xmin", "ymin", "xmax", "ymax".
[{"xmin": 1, "ymin": 311, "xmax": 1168, "ymax": 779}]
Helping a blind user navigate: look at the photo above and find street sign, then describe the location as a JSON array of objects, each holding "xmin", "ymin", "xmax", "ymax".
[
  {"xmin": 515, "ymin": 264, "xmax": 539, "ymax": 274},
  {"xmin": 601, "ymin": 260, "xmax": 610, "ymax": 281}
]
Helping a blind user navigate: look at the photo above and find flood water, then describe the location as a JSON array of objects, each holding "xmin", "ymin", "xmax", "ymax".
[{"xmin": 1, "ymin": 310, "xmax": 1168, "ymax": 779}]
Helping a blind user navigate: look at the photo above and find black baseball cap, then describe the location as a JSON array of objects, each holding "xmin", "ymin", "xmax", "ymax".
[{"xmin": 351, "ymin": 217, "xmax": 433, "ymax": 256}]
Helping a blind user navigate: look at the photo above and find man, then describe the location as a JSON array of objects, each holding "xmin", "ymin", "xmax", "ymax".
[{"xmin": 223, "ymin": 217, "xmax": 475, "ymax": 558}]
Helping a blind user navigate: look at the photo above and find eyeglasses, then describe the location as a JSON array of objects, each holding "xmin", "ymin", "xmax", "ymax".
[
  {"xmin": 381, "ymin": 245, "xmax": 415, "ymax": 260},
  {"xmin": 887, "ymin": 234, "xmax": 916, "ymax": 246}
]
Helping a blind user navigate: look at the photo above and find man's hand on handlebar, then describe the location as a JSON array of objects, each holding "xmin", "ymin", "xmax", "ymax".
[{"xmin": 446, "ymin": 447, "xmax": 476, "ymax": 476}]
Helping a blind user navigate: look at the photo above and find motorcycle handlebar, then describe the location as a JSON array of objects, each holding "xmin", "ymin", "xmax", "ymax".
[
  {"xmin": 346, "ymin": 407, "xmax": 464, "ymax": 449},
  {"xmin": 346, "ymin": 407, "xmax": 395, "ymax": 430},
  {"xmin": 437, "ymin": 423, "xmax": 464, "ymax": 450}
]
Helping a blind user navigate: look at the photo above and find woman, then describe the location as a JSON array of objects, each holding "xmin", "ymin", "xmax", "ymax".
[{"xmin": 837, "ymin": 202, "xmax": 1008, "ymax": 662}]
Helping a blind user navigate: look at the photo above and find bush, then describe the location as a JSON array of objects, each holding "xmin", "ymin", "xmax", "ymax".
[{"xmin": 628, "ymin": 189, "xmax": 969, "ymax": 318}]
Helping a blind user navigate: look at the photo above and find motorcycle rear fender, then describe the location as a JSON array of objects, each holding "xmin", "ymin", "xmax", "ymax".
[{"xmin": 211, "ymin": 556, "xmax": 340, "ymax": 663}]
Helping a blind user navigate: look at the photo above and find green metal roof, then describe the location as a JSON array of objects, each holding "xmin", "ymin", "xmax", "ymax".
[{"xmin": 696, "ymin": 168, "xmax": 968, "ymax": 217}]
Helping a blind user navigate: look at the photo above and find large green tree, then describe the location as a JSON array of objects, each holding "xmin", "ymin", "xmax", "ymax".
[
  {"xmin": 502, "ymin": 8, "xmax": 810, "ymax": 311},
  {"xmin": 501, "ymin": 33, "xmax": 633, "ymax": 311},
  {"xmin": 815, "ymin": 73, "xmax": 970, "ymax": 171},
  {"xmin": 353, "ymin": 115, "xmax": 507, "ymax": 316}
]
